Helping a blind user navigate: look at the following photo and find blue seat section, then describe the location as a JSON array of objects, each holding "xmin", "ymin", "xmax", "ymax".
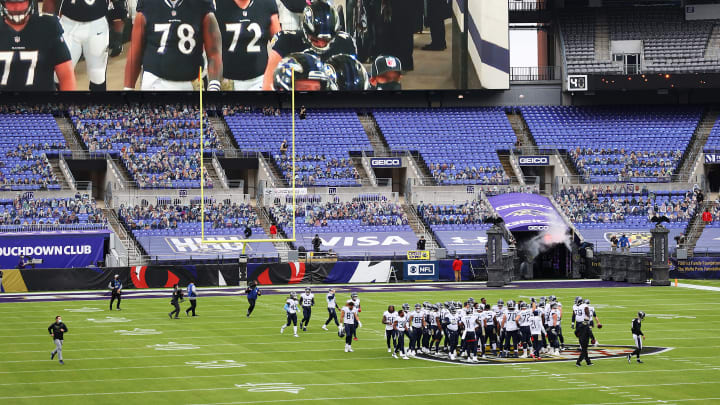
[
  {"xmin": 521, "ymin": 106, "xmax": 703, "ymax": 183},
  {"xmin": 0, "ymin": 194, "xmax": 107, "ymax": 231},
  {"xmin": 68, "ymin": 105, "xmax": 219, "ymax": 189},
  {"xmin": 415, "ymin": 201, "xmax": 492, "ymax": 232},
  {"xmin": 554, "ymin": 187, "xmax": 699, "ymax": 231},
  {"xmin": 0, "ymin": 113, "xmax": 65, "ymax": 190},
  {"xmin": 372, "ymin": 108, "xmax": 515, "ymax": 185},
  {"xmin": 223, "ymin": 109, "xmax": 372, "ymax": 187},
  {"xmin": 268, "ymin": 195, "xmax": 411, "ymax": 237},
  {"xmin": 704, "ymin": 118, "xmax": 720, "ymax": 153}
]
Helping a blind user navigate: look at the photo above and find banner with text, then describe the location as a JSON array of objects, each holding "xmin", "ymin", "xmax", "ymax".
[
  {"xmin": 295, "ymin": 232, "xmax": 418, "ymax": 258},
  {"xmin": 0, "ymin": 230, "xmax": 109, "ymax": 269},
  {"xmin": 434, "ymin": 230, "xmax": 508, "ymax": 255},
  {"xmin": 671, "ymin": 257, "xmax": 720, "ymax": 279},
  {"xmin": 135, "ymin": 234, "xmax": 279, "ymax": 261},
  {"xmin": 580, "ymin": 228, "xmax": 685, "ymax": 253},
  {"xmin": 488, "ymin": 193, "xmax": 567, "ymax": 232}
]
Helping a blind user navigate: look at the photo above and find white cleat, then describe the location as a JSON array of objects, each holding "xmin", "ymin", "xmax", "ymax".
[
  {"xmin": 280, "ymin": 327, "xmax": 285, "ymax": 334},
  {"xmin": 519, "ymin": 354, "xmax": 528, "ymax": 358},
  {"xmin": 294, "ymin": 334, "xmax": 299, "ymax": 338},
  {"xmin": 348, "ymin": 346, "xmax": 354, "ymax": 352},
  {"xmin": 392, "ymin": 352, "xmax": 398, "ymax": 358},
  {"xmin": 322, "ymin": 325, "xmax": 328, "ymax": 331},
  {"xmin": 388, "ymin": 348, "xmax": 392, "ymax": 353},
  {"xmin": 402, "ymin": 355, "xmax": 410, "ymax": 360},
  {"xmin": 344, "ymin": 345, "xmax": 349, "ymax": 352}
]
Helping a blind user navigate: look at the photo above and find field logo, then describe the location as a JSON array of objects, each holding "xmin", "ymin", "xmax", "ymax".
[
  {"xmin": 187, "ymin": 360, "xmax": 246, "ymax": 369},
  {"xmin": 86, "ymin": 316, "xmax": 132, "ymax": 323},
  {"xmin": 415, "ymin": 344, "xmax": 669, "ymax": 365},
  {"xmin": 114, "ymin": 328, "xmax": 163, "ymax": 336},
  {"xmin": 65, "ymin": 307, "xmax": 103, "ymax": 312},
  {"xmin": 148, "ymin": 342, "xmax": 200, "ymax": 350},
  {"xmin": 235, "ymin": 383, "xmax": 305, "ymax": 394}
]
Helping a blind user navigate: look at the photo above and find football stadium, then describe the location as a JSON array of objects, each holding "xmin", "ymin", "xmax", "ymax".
[{"xmin": 0, "ymin": 0, "xmax": 720, "ymax": 403}]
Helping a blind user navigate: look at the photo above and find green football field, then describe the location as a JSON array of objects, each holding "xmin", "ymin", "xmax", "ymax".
[{"xmin": 1, "ymin": 282, "xmax": 719, "ymax": 405}]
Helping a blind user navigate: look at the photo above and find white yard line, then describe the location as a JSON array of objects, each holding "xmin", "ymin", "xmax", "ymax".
[{"xmin": 676, "ymin": 283, "xmax": 720, "ymax": 292}]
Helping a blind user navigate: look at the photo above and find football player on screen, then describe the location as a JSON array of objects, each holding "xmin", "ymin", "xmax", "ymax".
[
  {"xmin": 0, "ymin": 0, "xmax": 76, "ymax": 90},
  {"xmin": 42, "ymin": 0, "xmax": 126, "ymax": 91},
  {"xmin": 216, "ymin": 0, "xmax": 280, "ymax": 91},
  {"xmin": 262, "ymin": 0, "xmax": 356, "ymax": 90},
  {"xmin": 272, "ymin": 51, "xmax": 332, "ymax": 91},
  {"xmin": 123, "ymin": 0, "xmax": 222, "ymax": 91}
]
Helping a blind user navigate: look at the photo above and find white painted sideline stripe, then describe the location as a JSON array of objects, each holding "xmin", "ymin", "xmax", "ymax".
[
  {"xmin": 2, "ymin": 380, "xmax": 715, "ymax": 401},
  {"xmin": 677, "ymin": 283, "xmax": 720, "ymax": 292},
  {"xmin": 576, "ymin": 398, "xmax": 720, "ymax": 405}
]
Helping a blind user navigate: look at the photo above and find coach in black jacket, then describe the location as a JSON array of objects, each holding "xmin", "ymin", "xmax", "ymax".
[{"xmin": 49, "ymin": 316, "xmax": 68, "ymax": 365}]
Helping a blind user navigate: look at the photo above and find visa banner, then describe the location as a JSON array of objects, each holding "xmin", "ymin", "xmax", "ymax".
[{"xmin": 404, "ymin": 261, "xmax": 440, "ymax": 281}]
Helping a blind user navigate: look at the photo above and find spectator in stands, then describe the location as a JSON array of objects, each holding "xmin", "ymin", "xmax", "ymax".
[
  {"xmin": 270, "ymin": 222, "xmax": 278, "ymax": 239},
  {"xmin": 619, "ymin": 234, "xmax": 630, "ymax": 253},
  {"xmin": 280, "ymin": 139, "xmax": 288, "ymax": 156},
  {"xmin": 417, "ymin": 235, "xmax": 426, "ymax": 250},
  {"xmin": 696, "ymin": 189, "xmax": 704, "ymax": 204},
  {"xmin": 118, "ymin": 202, "xmax": 257, "ymax": 231},
  {"xmin": 452, "ymin": 256, "xmax": 462, "ymax": 282},
  {"xmin": 244, "ymin": 224, "xmax": 253, "ymax": 239},
  {"xmin": 610, "ymin": 235, "xmax": 618, "ymax": 252},
  {"xmin": 299, "ymin": 106, "xmax": 307, "ymax": 120},
  {"xmin": 312, "ymin": 234, "xmax": 322, "ymax": 253}
]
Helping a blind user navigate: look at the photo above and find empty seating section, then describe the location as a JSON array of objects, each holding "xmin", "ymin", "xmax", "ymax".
[
  {"xmin": 269, "ymin": 195, "xmax": 411, "ymax": 236},
  {"xmin": 68, "ymin": 105, "xmax": 218, "ymax": 188},
  {"xmin": 0, "ymin": 113, "xmax": 64, "ymax": 190},
  {"xmin": 416, "ymin": 201, "xmax": 492, "ymax": 232},
  {"xmin": 373, "ymin": 108, "xmax": 514, "ymax": 185},
  {"xmin": 561, "ymin": 7, "xmax": 720, "ymax": 74},
  {"xmin": 521, "ymin": 106, "xmax": 702, "ymax": 183},
  {"xmin": 554, "ymin": 186, "xmax": 698, "ymax": 230},
  {"xmin": 118, "ymin": 201, "xmax": 262, "ymax": 236},
  {"xmin": 0, "ymin": 195, "xmax": 107, "ymax": 231},
  {"xmin": 223, "ymin": 109, "xmax": 370, "ymax": 186},
  {"xmin": 704, "ymin": 118, "xmax": 720, "ymax": 153}
]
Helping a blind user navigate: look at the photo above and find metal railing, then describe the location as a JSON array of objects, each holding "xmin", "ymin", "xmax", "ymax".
[
  {"xmin": 0, "ymin": 223, "xmax": 108, "ymax": 233},
  {"xmin": 211, "ymin": 152, "xmax": 230, "ymax": 189},
  {"xmin": 510, "ymin": 66, "xmax": 561, "ymax": 81},
  {"xmin": 508, "ymin": 0, "xmax": 547, "ymax": 11}
]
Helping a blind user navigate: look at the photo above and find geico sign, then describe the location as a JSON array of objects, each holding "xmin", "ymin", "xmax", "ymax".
[
  {"xmin": 528, "ymin": 225, "xmax": 549, "ymax": 231},
  {"xmin": 518, "ymin": 156, "xmax": 549, "ymax": 165},
  {"xmin": 370, "ymin": 158, "xmax": 401, "ymax": 167}
]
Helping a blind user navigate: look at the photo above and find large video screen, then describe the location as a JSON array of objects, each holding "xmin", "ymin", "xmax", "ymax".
[{"xmin": 0, "ymin": 0, "xmax": 508, "ymax": 91}]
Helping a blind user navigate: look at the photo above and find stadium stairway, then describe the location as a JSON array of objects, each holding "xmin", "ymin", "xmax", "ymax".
[
  {"xmin": 103, "ymin": 208, "xmax": 146, "ymax": 266},
  {"xmin": 55, "ymin": 115, "xmax": 88, "ymax": 159},
  {"xmin": 256, "ymin": 205, "xmax": 292, "ymax": 261},
  {"xmin": 208, "ymin": 115, "xmax": 237, "ymax": 152},
  {"xmin": 109, "ymin": 157, "xmax": 138, "ymax": 189},
  {"xmin": 47, "ymin": 158, "xmax": 70, "ymax": 189},
  {"xmin": 506, "ymin": 111, "xmax": 538, "ymax": 152},
  {"xmin": 678, "ymin": 108, "xmax": 720, "ymax": 179},
  {"xmin": 263, "ymin": 154, "xmax": 290, "ymax": 187},
  {"xmin": 498, "ymin": 155, "xmax": 523, "ymax": 185},
  {"xmin": 357, "ymin": 112, "xmax": 390, "ymax": 155},
  {"xmin": 203, "ymin": 161, "xmax": 221, "ymax": 188},
  {"xmin": 684, "ymin": 200, "xmax": 714, "ymax": 257},
  {"xmin": 704, "ymin": 24, "xmax": 720, "ymax": 59},
  {"xmin": 351, "ymin": 156, "xmax": 371, "ymax": 181},
  {"xmin": 402, "ymin": 199, "xmax": 439, "ymax": 255},
  {"xmin": 594, "ymin": 13, "xmax": 611, "ymax": 62}
]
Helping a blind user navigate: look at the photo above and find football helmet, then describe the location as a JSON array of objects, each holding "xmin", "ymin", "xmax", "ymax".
[
  {"xmin": 497, "ymin": 299, "xmax": 504, "ymax": 307},
  {"xmin": 584, "ymin": 299, "xmax": 591, "ymax": 305},
  {"xmin": 448, "ymin": 305, "xmax": 456, "ymax": 315},
  {"xmin": 1, "ymin": 0, "xmax": 34, "ymax": 24},
  {"xmin": 638, "ymin": 311, "xmax": 646, "ymax": 320},
  {"xmin": 351, "ymin": 292, "xmax": 358, "ymax": 299},
  {"xmin": 338, "ymin": 324, "xmax": 345, "ymax": 338},
  {"xmin": 402, "ymin": 303, "xmax": 410, "ymax": 311},
  {"xmin": 302, "ymin": 0, "xmax": 340, "ymax": 54},
  {"xmin": 290, "ymin": 291, "xmax": 297, "ymax": 299},
  {"xmin": 520, "ymin": 302, "xmax": 528, "ymax": 310},
  {"xmin": 415, "ymin": 303, "xmax": 422, "ymax": 310},
  {"xmin": 540, "ymin": 296, "xmax": 546, "ymax": 301},
  {"xmin": 324, "ymin": 54, "xmax": 370, "ymax": 91},
  {"xmin": 575, "ymin": 296, "xmax": 583, "ymax": 305},
  {"xmin": 468, "ymin": 297, "xmax": 475, "ymax": 304},
  {"xmin": 538, "ymin": 300, "xmax": 546, "ymax": 308},
  {"xmin": 305, "ymin": 287, "xmax": 311, "ymax": 294},
  {"xmin": 273, "ymin": 52, "xmax": 332, "ymax": 91},
  {"xmin": 549, "ymin": 295, "xmax": 557, "ymax": 302},
  {"xmin": 507, "ymin": 300, "xmax": 515, "ymax": 310},
  {"xmin": 465, "ymin": 307, "xmax": 473, "ymax": 315}
]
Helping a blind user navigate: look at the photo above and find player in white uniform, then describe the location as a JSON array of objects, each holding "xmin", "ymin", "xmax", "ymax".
[
  {"xmin": 350, "ymin": 292, "xmax": 361, "ymax": 340},
  {"xmin": 460, "ymin": 307, "xmax": 481, "ymax": 362},
  {"xmin": 518, "ymin": 302, "xmax": 533, "ymax": 358},
  {"xmin": 408, "ymin": 303, "xmax": 425, "ymax": 356},
  {"xmin": 585, "ymin": 298, "xmax": 601, "ymax": 346},
  {"xmin": 299, "ymin": 287, "xmax": 314, "ymax": 331},
  {"xmin": 393, "ymin": 309, "xmax": 410, "ymax": 359},
  {"xmin": 382, "ymin": 305, "xmax": 398, "ymax": 354},
  {"xmin": 341, "ymin": 300, "xmax": 360, "ymax": 352},
  {"xmin": 494, "ymin": 299, "xmax": 507, "ymax": 356},
  {"xmin": 529, "ymin": 309, "xmax": 546, "ymax": 359},
  {"xmin": 322, "ymin": 288, "xmax": 340, "ymax": 331},
  {"xmin": 548, "ymin": 302, "xmax": 561, "ymax": 355},
  {"xmin": 280, "ymin": 291, "xmax": 299, "ymax": 337},
  {"xmin": 440, "ymin": 302, "xmax": 451, "ymax": 352},
  {"xmin": 429, "ymin": 304, "xmax": 444, "ymax": 355},
  {"xmin": 444, "ymin": 305, "xmax": 460, "ymax": 360},
  {"xmin": 503, "ymin": 300, "xmax": 520, "ymax": 358},
  {"xmin": 481, "ymin": 304, "xmax": 498, "ymax": 356}
]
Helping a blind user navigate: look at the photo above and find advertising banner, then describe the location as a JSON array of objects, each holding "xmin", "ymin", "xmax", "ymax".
[
  {"xmin": 370, "ymin": 158, "xmax": 402, "ymax": 168},
  {"xmin": 694, "ymin": 228, "xmax": 720, "ymax": 253},
  {"xmin": 247, "ymin": 261, "xmax": 392, "ymax": 285},
  {"xmin": 0, "ymin": 230, "xmax": 109, "ymax": 269},
  {"xmin": 404, "ymin": 261, "xmax": 440, "ymax": 281},
  {"xmin": 671, "ymin": 257, "xmax": 720, "ymax": 279},
  {"xmin": 295, "ymin": 232, "xmax": 418, "ymax": 258},
  {"xmin": 407, "ymin": 250, "xmax": 430, "ymax": 260},
  {"xmin": 488, "ymin": 193, "xmax": 567, "ymax": 232},
  {"xmin": 580, "ymin": 228, "xmax": 685, "ymax": 253},
  {"xmin": 518, "ymin": 156, "xmax": 550, "ymax": 166},
  {"xmin": 134, "ymin": 234, "xmax": 279, "ymax": 261},
  {"xmin": 434, "ymin": 230, "xmax": 508, "ymax": 255}
]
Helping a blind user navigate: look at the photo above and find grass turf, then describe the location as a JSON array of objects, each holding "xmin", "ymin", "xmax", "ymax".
[{"xmin": 1, "ymin": 284, "xmax": 718, "ymax": 405}]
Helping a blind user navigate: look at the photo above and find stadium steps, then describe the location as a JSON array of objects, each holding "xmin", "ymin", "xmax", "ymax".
[
  {"xmin": 498, "ymin": 155, "xmax": 522, "ymax": 185},
  {"xmin": 263, "ymin": 154, "xmax": 290, "ymax": 187},
  {"xmin": 506, "ymin": 112, "xmax": 538, "ymax": 151},
  {"xmin": 208, "ymin": 116, "xmax": 238, "ymax": 152},
  {"xmin": 203, "ymin": 161, "xmax": 222, "ymax": 188},
  {"xmin": 256, "ymin": 205, "xmax": 292, "ymax": 261},
  {"xmin": 409, "ymin": 151, "xmax": 437, "ymax": 185},
  {"xmin": 684, "ymin": 200, "xmax": 713, "ymax": 258},
  {"xmin": 351, "ymin": 156, "xmax": 370, "ymax": 180},
  {"xmin": 704, "ymin": 24, "xmax": 720, "ymax": 59},
  {"xmin": 594, "ymin": 13, "xmax": 610, "ymax": 61},
  {"xmin": 47, "ymin": 158, "xmax": 70, "ymax": 189},
  {"xmin": 55, "ymin": 116, "xmax": 88, "ymax": 159},
  {"xmin": 109, "ymin": 157, "xmax": 138, "ymax": 189},
  {"xmin": 357, "ymin": 112, "xmax": 391, "ymax": 155},
  {"xmin": 678, "ymin": 108, "xmax": 720, "ymax": 179},
  {"xmin": 103, "ymin": 208, "xmax": 146, "ymax": 266},
  {"xmin": 402, "ymin": 200, "xmax": 439, "ymax": 254}
]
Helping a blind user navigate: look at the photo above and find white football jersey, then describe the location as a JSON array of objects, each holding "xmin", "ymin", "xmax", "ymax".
[
  {"xmin": 351, "ymin": 298, "xmax": 360, "ymax": 310},
  {"xmin": 383, "ymin": 311, "xmax": 397, "ymax": 331},
  {"xmin": 530, "ymin": 314, "xmax": 545, "ymax": 335},
  {"xmin": 396, "ymin": 314, "xmax": 408, "ymax": 332},
  {"xmin": 505, "ymin": 310, "xmax": 519, "ymax": 331},
  {"xmin": 286, "ymin": 298, "xmax": 298, "ymax": 314},
  {"xmin": 575, "ymin": 304, "xmax": 588, "ymax": 322},
  {"xmin": 341, "ymin": 306, "xmax": 355, "ymax": 324},
  {"xmin": 545, "ymin": 306, "xmax": 553, "ymax": 326},
  {"xmin": 326, "ymin": 292, "xmax": 336, "ymax": 308},
  {"xmin": 301, "ymin": 293, "xmax": 314, "ymax": 307},
  {"xmin": 410, "ymin": 310, "xmax": 424, "ymax": 328},
  {"xmin": 461, "ymin": 313, "xmax": 479, "ymax": 330},
  {"xmin": 519, "ymin": 309, "xmax": 532, "ymax": 327},
  {"xmin": 446, "ymin": 313, "xmax": 460, "ymax": 331},
  {"xmin": 550, "ymin": 309, "xmax": 560, "ymax": 326}
]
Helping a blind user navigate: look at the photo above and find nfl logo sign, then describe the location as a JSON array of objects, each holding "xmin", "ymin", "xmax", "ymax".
[
  {"xmin": 243, "ymin": 11, "xmax": 247, "ymax": 16},
  {"xmin": 386, "ymin": 58, "xmax": 396, "ymax": 68},
  {"xmin": 14, "ymin": 36, "xmax": 20, "ymax": 43},
  {"xmin": 171, "ymin": 10, "xmax": 177, "ymax": 16}
]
